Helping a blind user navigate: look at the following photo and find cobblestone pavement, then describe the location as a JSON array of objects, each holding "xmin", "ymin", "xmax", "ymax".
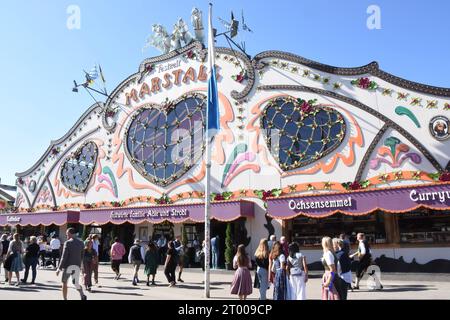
[{"xmin": 0, "ymin": 264, "xmax": 448, "ymax": 300}]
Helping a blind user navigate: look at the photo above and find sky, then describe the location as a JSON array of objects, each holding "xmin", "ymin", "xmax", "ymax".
[{"xmin": 0, "ymin": 0, "xmax": 449, "ymax": 186}]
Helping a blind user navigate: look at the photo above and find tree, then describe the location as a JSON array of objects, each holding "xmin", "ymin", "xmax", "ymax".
[{"xmin": 224, "ymin": 223, "xmax": 234, "ymax": 270}]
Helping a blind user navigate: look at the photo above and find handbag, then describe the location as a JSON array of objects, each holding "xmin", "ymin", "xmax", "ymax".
[
  {"xmin": 253, "ymin": 270, "xmax": 260, "ymax": 289},
  {"xmin": 4, "ymin": 254, "xmax": 13, "ymax": 270}
]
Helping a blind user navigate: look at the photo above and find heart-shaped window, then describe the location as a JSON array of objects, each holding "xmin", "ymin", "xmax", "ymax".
[
  {"xmin": 261, "ymin": 97, "xmax": 346, "ymax": 171},
  {"xmin": 61, "ymin": 141, "xmax": 98, "ymax": 193},
  {"xmin": 125, "ymin": 93, "xmax": 206, "ymax": 187}
]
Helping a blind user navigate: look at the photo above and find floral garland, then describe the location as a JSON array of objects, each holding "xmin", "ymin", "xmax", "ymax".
[
  {"xmin": 19, "ymin": 171, "xmax": 450, "ymax": 213},
  {"xmin": 265, "ymin": 60, "xmax": 450, "ymax": 111}
]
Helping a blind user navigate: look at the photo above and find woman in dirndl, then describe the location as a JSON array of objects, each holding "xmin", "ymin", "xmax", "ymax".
[
  {"xmin": 6, "ymin": 233, "xmax": 24, "ymax": 286},
  {"xmin": 230, "ymin": 244, "xmax": 253, "ymax": 300},
  {"xmin": 269, "ymin": 241, "xmax": 290, "ymax": 300}
]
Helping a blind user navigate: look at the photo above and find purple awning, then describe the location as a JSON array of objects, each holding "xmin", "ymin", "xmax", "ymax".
[
  {"xmin": 0, "ymin": 211, "xmax": 80, "ymax": 226},
  {"xmin": 267, "ymin": 182, "xmax": 450, "ymax": 219},
  {"xmin": 79, "ymin": 200, "xmax": 255, "ymax": 225}
]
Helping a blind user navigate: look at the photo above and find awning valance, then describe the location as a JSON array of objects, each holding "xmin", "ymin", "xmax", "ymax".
[
  {"xmin": 0, "ymin": 211, "xmax": 80, "ymax": 227},
  {"xmin": 79, "ymin": 200, "xmax": 255, "ymax": 225},
  {"xmin": 267, "ymin": 182, "xmax": 450, "ymax": 219}
]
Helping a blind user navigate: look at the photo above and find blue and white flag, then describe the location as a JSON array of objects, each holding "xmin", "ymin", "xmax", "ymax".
[{"xmin": 207, "ymin": 4, "xmax": 220, "ymax": 136}]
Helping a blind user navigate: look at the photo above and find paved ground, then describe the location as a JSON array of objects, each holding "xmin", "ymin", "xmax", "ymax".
[{"xmin": 0, "ymin": 264, "xmax": 449, "ymax": 300}]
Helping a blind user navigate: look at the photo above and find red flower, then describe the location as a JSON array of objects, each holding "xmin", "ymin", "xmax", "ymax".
[
  {"xmin": 300, "ymin": 101, "xmax": 312, "ymax": 113},
  {"xmin": 17, "ymin": 178, "xmax": 24, "ymax": 185},
  {"xmin": 145, "ymin": 64, "xmax": 154, "ymax": 72},
  {"xmin": 105, "ymin": 110, "xmax": 116, "ymax": 118},
  {"xmin": 439, "ymin": 172, "xmax": 450, "ymax": 182},
  {"xmin": 349, "ymin": 182, "xmax": 362, "ymax": 190},
  {"xmin": 261, "ymin": 191, "xmax": 273, "ymax": 201},
  {"xmin": 186, "ymin": 50, "xmax": 195, "ymax": 59},
  {"xmin": 214, "ymin": 194, "xmax": 225, "ymax": 201},
  {"xmin": 358, "ymin": 78, "xmax": 371, "ymax": 89}
]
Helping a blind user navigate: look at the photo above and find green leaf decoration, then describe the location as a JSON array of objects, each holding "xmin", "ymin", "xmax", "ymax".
[
  {"xmin": 360, "ymin": 180, "xmax": 371, "ymax": 188},
  {"xmin": 254, "ymin": 190, "xmax": 264, "ymax": 199},
  {"xmin": 428, "ymin": 173, "xmax": 441, "ymax": 181},
  {"xmin": 395, "ymin": 106, "xmax": 421, "ymax": 128},
  {"xmin": 271, "ymin": 189, "xmax": 283, "ymax": 197}
]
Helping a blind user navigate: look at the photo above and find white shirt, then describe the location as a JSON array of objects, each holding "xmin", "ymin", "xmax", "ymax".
[
  {"xmin": 128, "ymin": 245, "xmax": 145, "ymax": 264},
  {"xmin": 323, "ymin": 251, "xmax": 335, "ymax": 266},
  {"xmin": 358, "ymin": 241, "xmax": 369, "ymax": 255},
  {"xmin": 50, "ymin": 238, "xmax": 61, "ymax": 250}
]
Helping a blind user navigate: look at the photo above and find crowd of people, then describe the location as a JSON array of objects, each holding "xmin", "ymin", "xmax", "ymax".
[
  {"xmin": 229, "ymin": 233, "xmax": 382, "ymax": 300},
  {"xmin": 0, "ymin": 229, "xmax": 380, "ymax": 300}
]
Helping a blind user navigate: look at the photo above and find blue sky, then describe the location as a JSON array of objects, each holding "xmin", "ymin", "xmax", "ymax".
[{"xmin": 0, "ymin": 0, "xmax": 449, "ymax": 186}]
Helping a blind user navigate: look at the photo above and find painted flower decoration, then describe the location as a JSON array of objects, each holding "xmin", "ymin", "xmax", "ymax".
[
  {"xmin": 105, "ymin": 109, "xmax": 116, "ymax": 118},
  {"xmin": 232, "ymin": 70, "xmax": 248, "ymax": 83},
  {"xmin": 211, "ymin": 192, "xmax": 233, "ymax": 201},
  {"xmin": 155, "ymin": 194, "xmax": 172, "ymax": 205},
  {"xmin": 145, "ymin": 64, "xmax": 155, "ymax": 73},
  {"xmin": 342, "ymin": 180, "xmax": 370, "ymax": 191},
  {"xmin": 254, "ymin": 189, "xmax": 283, "ymax": 202},
  {"xmin": 51, "ymin": 147, "xmax": 61, "ymax": 156},
  {"xmin": 444, "ymin": 103, "xmax": 450, "ymax": 111},
  {"xmin": 351, "ymin": 77, "xmax": 378, "ymax": 90},
  {"xmin": 297, "ymin": 98, "xmax": 317, "ymax": 114},
  {"xmin": 111, "ymin": 201, "xmax": 123, "ymax": 208},
  {"xmin": 439, "ymin": 172, "xmax": 450, "ymax": 182},
  {"xmin": 17, "ymin": 178, "xmax": 24, "ymax": 185},
  {"xmin": 186, "ymin": 50, "xmax": 196, "ymax": 59}
]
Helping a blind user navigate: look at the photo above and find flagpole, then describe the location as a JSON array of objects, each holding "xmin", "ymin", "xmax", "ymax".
[{"xmin": 204, "ymin": 2, "xmax": 215, "ymax": 299}]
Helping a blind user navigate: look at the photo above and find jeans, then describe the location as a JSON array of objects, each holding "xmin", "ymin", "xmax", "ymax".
[
  {"xmin": 92, "ymin": 256, "xmax": 98, "ymax": 282},
  {"xmin": 257, "ymin": 267, "xmax": 269, "ymax": 300},
  {"xmin": 212, "ymin": 250, "xmax": 218, "ymax": 269},
  {"xmin": 24, "ymin": 256, "xmax": 38, "ymax": 283}
]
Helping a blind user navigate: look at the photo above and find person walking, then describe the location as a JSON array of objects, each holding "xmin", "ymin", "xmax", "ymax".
[
  {"xmin": 5, "ymin": 233, "xmax": 24, "ymax": 286},
  {"xmin": 82, "ymin": 240, "xmax": 97, "ymax": 292},
  {"xmin": 22, "ymin": 236, "xmax": 40, "ymax": 284},
  {"xmin": 199, "ymin": 240, "xmax": 206, "ymax": 272},
  {"xmin": 350, "ymin": 233, "xmax": 370, "ymax": 290},
  {"xmin": 254, "ymin": 239, "xmax": 270, "ymax": 300},
  {"xmin": 287, "ymin": 242, "xmax": 308, "ymax": 300},
  {"xmin": 173, "ymin": 235, "xmax": 185, "ymax": 283},
  {"xmin": 91, "ymin": 235, "xmax": 100, "ymax": 285},
  {"xmin": 321, "ymin": 237, "xmax": 340, "ymax": 300},
  {"xmin": 164, "ymin": 241, "xmax": 178, "ymax": 287},
  {"xmin": 50, "ymin": 234, "xmax": 61, "ymax": 269},
  {"xmin": 269, "ymin": 241, "xmax": 290, "ymax": 300},
  {"xmin": 211, "ymin": 235, "xmax": 219, "ymax": 269},
  {"xmin": 57, "ymin": 228, "xmax": 87, "ymax": 300},
  {"xmin": 1, "ymin": 234, "xmax": 10, "ymax": 282},
  {"xmin": 128, "ymin": 239, "xmax": 145, "ymax": 286},
  {"xmin": 37, "ymin": 236, "xmax": 47, "ymax": 268},
  {"xmin": 144, "ymin": 242, "xmax": 158, "ymax": 286},
  {"xmin": 110, "ymin": 237, "xmax": 126, "ymax": 280},
  {"xmin": 230, "ymin": 244, "xmax": 252, "ymax": 300},
  {"xmin": 333, "ymin": 238, "xmax": 352, "ymax": 299}
]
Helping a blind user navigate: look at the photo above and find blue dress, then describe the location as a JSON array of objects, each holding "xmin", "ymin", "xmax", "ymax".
[
  {"xmin": 9, "ymin": 241, "xmax": 24, "ymax": 273},
  {"xmin": 273, "ymin": 254, "xmax": 289, "ymax": 300}
]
